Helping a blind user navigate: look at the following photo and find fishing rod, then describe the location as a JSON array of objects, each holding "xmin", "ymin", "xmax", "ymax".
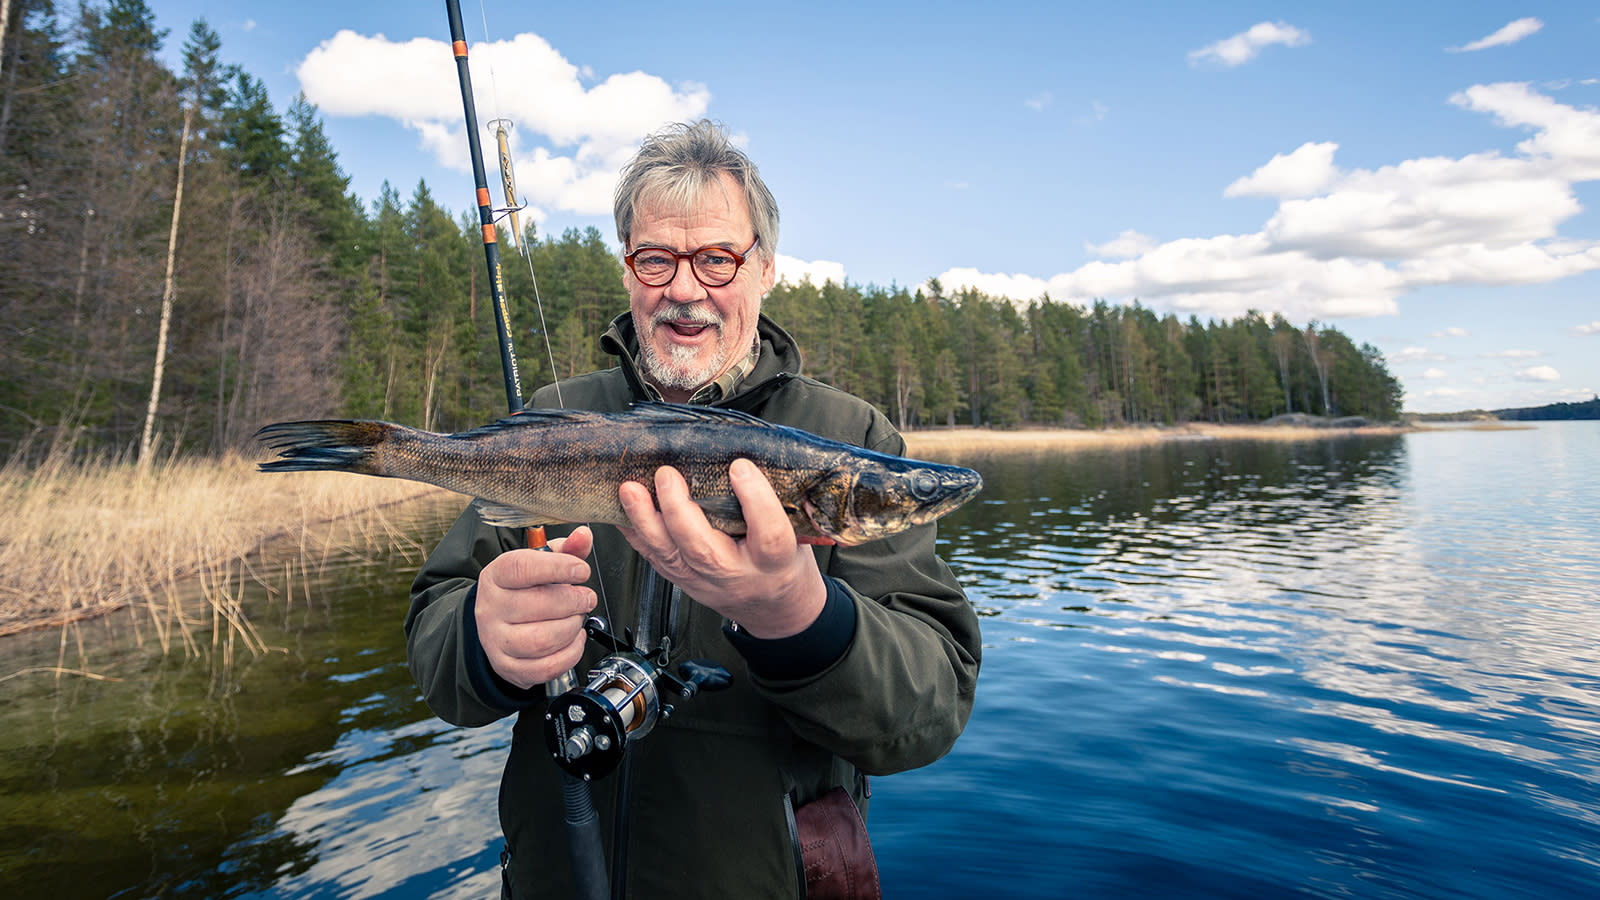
[
  {"xmin": 445, "ymin": 1, "xmax": 522, "ymax": 420},
  {"xmin": 443, "ymin": 7, "xmax": 731, "ymax": 898},
  {"xmin": 443, "ymin": 5, "xmax": 607, "ymax": 898}
]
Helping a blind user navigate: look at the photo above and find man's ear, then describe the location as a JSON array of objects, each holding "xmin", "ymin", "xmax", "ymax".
[{"xmin": 759, "ymin": 250, "xmax": 777, "ymax": 294}]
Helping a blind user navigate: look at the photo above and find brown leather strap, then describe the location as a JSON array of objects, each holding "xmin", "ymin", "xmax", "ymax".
[{"xmin": 795, "ymin": 786, "xmax": 881, "ymax": 900}]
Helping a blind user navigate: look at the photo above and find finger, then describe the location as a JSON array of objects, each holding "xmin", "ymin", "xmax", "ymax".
[
  {"xmin": 494, "ymin": 613, "xmax": 588, "ymax": 660},
  {"xmin": 728, "ymin": 457, "xmax": 797, "ymax": 560},
  {"xmin": 495, "ymin": 583, "xmax": 597, "ymax": 626},
  {"xmin": 549, "ymin": 525, "xmax": 594, "ymax": 565},
  {"xmin": 618, "ymin": 480, "xmax": 670, "ymax": 552},
  {"xmin": 493, "ymin": 621, "xmax": 589, "ymax": 689},
  {"xmin": 654, "ymin": 465, "xmax": 731, "ymax": 562},
  {"xmin": 487, "ymin": 546, "xmax": 590, "ymax": 592}
]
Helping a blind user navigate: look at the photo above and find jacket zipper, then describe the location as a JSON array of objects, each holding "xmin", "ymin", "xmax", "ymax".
[{"xmin": 783, "ymin": 791, "xmax": 806, "ymax": 899}]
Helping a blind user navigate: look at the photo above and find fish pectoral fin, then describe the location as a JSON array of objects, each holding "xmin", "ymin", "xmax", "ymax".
[
  {"xmin": 692, "ymin": 496, "xmax": 748, "ymax": 537},
  {"xmin": 474, "ymin": 502, "xmax": 556, "ymax": 529}
]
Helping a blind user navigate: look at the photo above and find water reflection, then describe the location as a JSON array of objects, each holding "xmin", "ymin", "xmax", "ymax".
[
  {"xmin": 0, "ymin": 499, "xmax": 493, "ymax": 900},
  {"xmin": 882, "ymin": 425, "xmax": 1600, "ymax": 898},
  {"xmin": 4, "ymin": 426, "xmax": 1600, "ymax": 899},
  {"xmin": 231, "ymin": 716, "xmax": 509, "ymax": 900}
]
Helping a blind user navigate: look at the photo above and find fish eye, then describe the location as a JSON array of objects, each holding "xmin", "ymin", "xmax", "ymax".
[{"xmin": 910, "ymin": 471, "xmax": 939, "ymax": 499}]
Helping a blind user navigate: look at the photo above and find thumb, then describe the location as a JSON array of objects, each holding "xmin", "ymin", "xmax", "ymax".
[{"xmin": 550, "ymin": 525, "xmax": 594, "ymax": 562}]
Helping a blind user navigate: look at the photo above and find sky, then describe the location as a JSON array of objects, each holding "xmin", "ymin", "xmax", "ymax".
[{"xmin": 141, "ymin": 1, "xmax": 1600, "ymax": 414}]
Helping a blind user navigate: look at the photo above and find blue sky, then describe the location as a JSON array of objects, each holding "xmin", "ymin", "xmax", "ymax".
[{"xmin": 144, "ymin": 2, "xmax": 1599, "ymax": 414}]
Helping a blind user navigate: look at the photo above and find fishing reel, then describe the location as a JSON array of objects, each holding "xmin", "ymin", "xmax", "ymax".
[{"xmin": 542, "ymin": 616, "xmax": 731, "ymax": 781}]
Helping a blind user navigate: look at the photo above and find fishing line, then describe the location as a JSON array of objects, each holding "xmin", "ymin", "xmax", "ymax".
[{"xmin": 471, "ymin": 0, "xmax": 610, "ymax": 627}]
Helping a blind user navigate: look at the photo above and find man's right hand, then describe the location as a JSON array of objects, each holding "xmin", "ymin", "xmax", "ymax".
[{"xmin": 474, "ymin": 526, "xmax": 596, "ymax": 690}]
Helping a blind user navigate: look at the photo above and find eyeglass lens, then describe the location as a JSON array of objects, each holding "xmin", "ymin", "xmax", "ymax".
[{"xmin": 632, "ymin": 247, "xmax": 743, "ymax": 287}]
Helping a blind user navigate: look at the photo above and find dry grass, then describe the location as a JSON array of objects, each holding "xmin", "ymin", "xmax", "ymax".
[
  {"xmin": 903, "ymin": 422, "xmax": 1412, "ymax": 457},
  {"xmin": 1408, "ymin": 421, "xmax": 1534, "ymax": 432},
  {"xmin": 0, "ymin": 445, "xmax": 447, "ymax": 646}
]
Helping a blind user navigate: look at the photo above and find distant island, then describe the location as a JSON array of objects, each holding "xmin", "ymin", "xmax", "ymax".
[{"xmin": 1412, "ymin": 396, "xmax": 1600, "ymax": 422}]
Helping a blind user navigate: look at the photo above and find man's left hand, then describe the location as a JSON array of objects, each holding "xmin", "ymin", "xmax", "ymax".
[{"xmin": 617, "ymin": 458, "xmax": 827, "ymax": 639}]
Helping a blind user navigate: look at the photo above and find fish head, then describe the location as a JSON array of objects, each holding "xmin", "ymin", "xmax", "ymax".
[{"xmin": 802, "ymin": 457, "xmax": 983, "ymax": 546}]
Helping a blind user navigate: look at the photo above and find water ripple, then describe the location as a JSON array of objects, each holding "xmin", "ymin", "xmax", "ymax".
[{"xmin": 898, "ymin": 425, "xmax": 1600, "ymax": 898}]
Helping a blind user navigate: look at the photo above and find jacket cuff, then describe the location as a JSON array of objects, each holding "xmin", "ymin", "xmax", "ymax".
[
  {"xmin": 721, "ymin": 575, "xmax": 857, "ymax": 681},
  {"xmin": 462, "ymin": 583, "xmax": 545, "ymax": 710}
]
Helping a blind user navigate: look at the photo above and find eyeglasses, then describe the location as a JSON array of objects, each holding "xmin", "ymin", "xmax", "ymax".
[{"xmin": 624, "ymin": 238, "xmax": 760, "ymax": 288}]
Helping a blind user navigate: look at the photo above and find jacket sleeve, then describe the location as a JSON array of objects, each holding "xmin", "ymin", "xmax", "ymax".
[
  {"xmin": 405, "ymin": 504, "xmax": 546, "ymax": 727},
  {"xmin": 739, "ymin": 416, "xmax": 983, "ymax": 776}
]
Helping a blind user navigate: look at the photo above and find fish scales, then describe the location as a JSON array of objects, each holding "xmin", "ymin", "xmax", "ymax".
[{"xmin": 256, "ymin": 404, "xmax": 982, "ymax": 546}]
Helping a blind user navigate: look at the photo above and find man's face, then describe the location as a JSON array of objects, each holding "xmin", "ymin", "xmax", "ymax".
[{"xmin": 625, "ymin": 171, "xmax": 775, "ymax": 402}]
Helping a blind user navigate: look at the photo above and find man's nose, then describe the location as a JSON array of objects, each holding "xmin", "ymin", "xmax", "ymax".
[{"xmin": 663, "ymin": 257, "xmax": 708, "ymax": 302}]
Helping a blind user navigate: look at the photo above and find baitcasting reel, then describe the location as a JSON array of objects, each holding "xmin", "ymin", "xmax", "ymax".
[{"xmin": 542, "ymin": 616, "xmax": 731, "ymax": 781}]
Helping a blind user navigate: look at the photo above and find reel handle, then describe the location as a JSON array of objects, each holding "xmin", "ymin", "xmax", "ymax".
[{"xmin": 676, "ymin": 659, "xmax": 732, "ymax": 697}]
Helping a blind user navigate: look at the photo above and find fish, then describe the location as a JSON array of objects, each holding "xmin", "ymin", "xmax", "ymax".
[{"xmin": 255, "ymin": 403, "xmax": 982, "ymax": 547}]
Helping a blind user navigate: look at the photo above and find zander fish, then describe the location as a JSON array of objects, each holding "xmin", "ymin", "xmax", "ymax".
[{"xmin": 255, "ymin": 403, "xmax": 982, "ymax": 546}]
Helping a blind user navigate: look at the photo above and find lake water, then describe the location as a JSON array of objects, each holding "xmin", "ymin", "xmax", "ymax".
[{"xmin": 2, "ymin": 422, "xmax": 1597, "ymax": 899}]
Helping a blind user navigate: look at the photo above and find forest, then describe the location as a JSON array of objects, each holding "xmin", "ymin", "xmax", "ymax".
[
  {"xmin": 1491, "ymin": 397, "xmax": 1600, "ymax": 421},
  {"xmin": 0, "ymin": 1, "xmax": 1404, "ymax": 465}
]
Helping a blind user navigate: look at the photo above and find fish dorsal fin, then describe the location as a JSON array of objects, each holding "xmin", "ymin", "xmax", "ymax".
[
  {"xmin": 626, "ymin": 402, "xmax": 773, "ymax": 428},
  {"xmin": 453, "ymin": 407, "xmax": 604, "ymax": 440}
]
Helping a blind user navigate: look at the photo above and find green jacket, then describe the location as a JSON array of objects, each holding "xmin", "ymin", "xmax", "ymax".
[{"xmin": 406, "ymin": 314, "xmax": 981, "ymax": 898}]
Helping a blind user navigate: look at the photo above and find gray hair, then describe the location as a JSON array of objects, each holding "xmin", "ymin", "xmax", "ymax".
[{"xmin": 613, "ymin": 120, "xmax": 779, "ymax": 261}]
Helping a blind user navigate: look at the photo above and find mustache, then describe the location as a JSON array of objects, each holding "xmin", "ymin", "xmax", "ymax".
[{"xmin": 650, "ymin": 304, "xmax": 722, "ymax": 329}]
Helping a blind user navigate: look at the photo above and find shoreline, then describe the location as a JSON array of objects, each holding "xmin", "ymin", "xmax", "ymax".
[
  {"xmin": 901, "ymin": 419, "xmax": 1537, "ymax": 456},
  {"xmin": 901, "ymin": 421, "xmax": 1420, "ymax": 455}
]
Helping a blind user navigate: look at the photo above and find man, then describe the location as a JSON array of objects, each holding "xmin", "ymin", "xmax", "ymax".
[{"xmin": 406, "ymin": 120, "xmax": 980, "ymax": 899}]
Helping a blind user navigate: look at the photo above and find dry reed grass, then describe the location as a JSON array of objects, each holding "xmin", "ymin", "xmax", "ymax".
[
  {"xmin": 0, "ymin": 445, "xmax": 446, "ymax": 650},
  {"xmin": 1409, "ymin": 421, "xmax": 1534, "ymax": 432}
]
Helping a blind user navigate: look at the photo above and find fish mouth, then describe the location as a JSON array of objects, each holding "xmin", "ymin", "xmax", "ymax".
[
  {"xmin": 819, "ymin": 468, "xmax": 983, "ymax": 546},
  {"xmin": 911, "ymin": 471, "xmax": 984, "ymax": 524}
]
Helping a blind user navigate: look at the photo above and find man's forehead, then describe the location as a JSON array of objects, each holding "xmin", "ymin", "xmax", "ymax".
[{"xmin": 632, "ymin": 174, "xmax": 749, "ymax": 237}]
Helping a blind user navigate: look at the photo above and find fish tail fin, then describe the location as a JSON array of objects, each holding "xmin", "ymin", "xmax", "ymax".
[{"xmin": 255, "ymin": 420, "xmax": 396, "ymax": 476}]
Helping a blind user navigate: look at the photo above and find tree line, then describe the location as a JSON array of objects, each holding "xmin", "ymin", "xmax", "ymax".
[
  {"xmin": 1491, "ymin": 397, "xmax": 1600, "ymax": 421},
  {"xmin": 0, "ymin": 1, "xmax": 1402, "ymax": 464}
]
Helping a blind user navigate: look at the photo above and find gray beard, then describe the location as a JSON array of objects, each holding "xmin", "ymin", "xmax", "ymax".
[{"xmin": 639, "ymin": 325, "xmax": 728, "ymax": 394}]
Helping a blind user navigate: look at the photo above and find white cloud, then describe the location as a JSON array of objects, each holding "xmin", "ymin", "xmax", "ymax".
[
  {"xmin": 1188, "ymin": 22, "xmax": 1310, "ymax": 68},
  {"xmin": 1421, "ymin": 368, "xmax": 1448, "ymax": 380},
  {"xmin": 1483, "ymin": 349, "xmax": 1541, "ymax": 359},
  {"xmin": 1573, "ymin": 320, "xmax": 1600, "ymax": 335},
  {"xmin": 1430, "ymin": 326, "xmax": 1469, "ymax": 338},
  {"xmin": 1075, "ymin": 100, "xmax": 1108, "ymax": 126},
  {"xmin": 296, "ymin": 30, "xmax": 709, "ymax": 217},
  {"xmin": 1025, "ymin": 91, "xmax": 1053, "ymax": 111},
  {"xmin": 1450, "ymin": 82, "xmax": 1600, "ymax": 181},
  {"xmin": 1449, "ymin": 18, "xmax": 1543, "ymax": 53},
  {"xmin": 776, "ymin": 255, "xmax": 847, "ymax": 287},
  {"xmin": 1515, "ymin": 365, "xmax": 1561, "ymax": 382},
  {"xmin": 930, "ymin": 267, "xmax": 1053, "ymax": 302},
  {"xmin": 940, "ymin": 232, "xmax": 1406, "ymax": 321},
  {"xmin": 1085, "ymin": 230, "xmax": 1156, "ymax": 259},
  {"xmin": 242, "ymin": 19, "xmax": 257, "ymax": 32},
  {"xmin": 1226, "ymin": 142, "xmax": 1340, "ymax": 199},
  {"xmin": 935, "ymin": 83, "xmax": 1600, "ymax": 326},
  {"xmin": 1390, "ymin": 347, "xmax": 1446, "ymax": 364}
]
